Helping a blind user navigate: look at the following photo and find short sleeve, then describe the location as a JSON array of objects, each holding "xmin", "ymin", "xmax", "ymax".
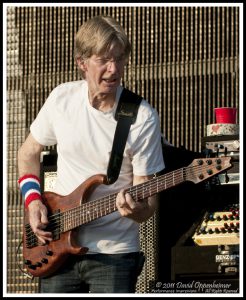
[
  {"xmin": 132, "ymin": 109, "xmax": 165, "ymax": 176},
  {"xmin": 30, "ymin": 89, "xmax": 57, "ymax": 146}
]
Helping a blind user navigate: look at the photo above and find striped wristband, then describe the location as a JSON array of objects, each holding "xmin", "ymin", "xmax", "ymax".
[{"xmin": 18, "ymin": 174, "xmax": 42, "ymax": 208}]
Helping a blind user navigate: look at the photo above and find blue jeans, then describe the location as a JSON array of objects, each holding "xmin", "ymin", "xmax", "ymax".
[{"xmin": 40, "ymin": 252, "xmax": 145, "ymax": 293}]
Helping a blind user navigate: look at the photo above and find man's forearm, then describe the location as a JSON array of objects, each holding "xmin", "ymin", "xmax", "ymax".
[{"xmin": 17, "ymin": 133, "xmax": 44, "ymax": 177}]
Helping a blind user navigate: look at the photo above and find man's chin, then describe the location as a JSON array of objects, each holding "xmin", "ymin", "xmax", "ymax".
[{"xmin": 101, "ymin": 85, "xmax": 118, "ymax": 94}]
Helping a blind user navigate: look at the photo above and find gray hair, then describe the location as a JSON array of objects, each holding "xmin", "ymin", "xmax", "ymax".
[{"xmin": 75, "ymin": 15, "xmax": 131, "ymax": 72}]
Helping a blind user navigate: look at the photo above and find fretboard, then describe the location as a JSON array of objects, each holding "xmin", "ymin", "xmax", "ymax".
[{"xmin": 60, "ymin": 167, "xmax": 185, "ymax": 232}]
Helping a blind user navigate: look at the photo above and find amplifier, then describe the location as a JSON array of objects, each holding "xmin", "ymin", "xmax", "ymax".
[
  {"xmin": 171, "ymin": 244, "xmax": 239, "ymax": 281},
  {"xmin": 40, "ymin": 150, "xmax": 58, "ymax": 192},
  {"xmin": 192, "ymin": 206, "xmax": 240, "ymax": 246},
  {"xmin": 218, "ymin": 172, "xmax": 239, "ymax": 185},
  {"xmin": 201, "ymin": 135, "xmax": 239, "ymax": 156},
  {"xmin": 201, "ymin": 135, "xmax": 239, "ymax": 185},
  {"xmin": 204, "ymin": 141, "xmax": 239, "ymax": 155}
]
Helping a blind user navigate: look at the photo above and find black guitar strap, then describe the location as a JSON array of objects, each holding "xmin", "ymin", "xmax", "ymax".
[{"xmin": 106, "ymin": 88, "xmax": 143, "ymax": 184}]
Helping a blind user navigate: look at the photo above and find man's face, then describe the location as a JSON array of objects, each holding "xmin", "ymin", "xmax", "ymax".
[{"xmin": 81, "ymin": 42, "xmax": 128, "ymax": 97}]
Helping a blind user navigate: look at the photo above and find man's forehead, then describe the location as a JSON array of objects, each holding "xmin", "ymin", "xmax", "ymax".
[{"xmin": 99, "ymin": 42, "xmax": 126, "ymax": 57}]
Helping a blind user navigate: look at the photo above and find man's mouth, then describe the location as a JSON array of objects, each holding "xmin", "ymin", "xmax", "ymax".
[{"xmin": 103, "ymin": 78, "xmax": 117, "ymax": 84}]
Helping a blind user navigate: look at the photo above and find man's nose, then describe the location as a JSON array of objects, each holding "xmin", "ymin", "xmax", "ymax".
[{"xmin": 107, "ymin": 60, "xmax": 119, "ymax": 72}]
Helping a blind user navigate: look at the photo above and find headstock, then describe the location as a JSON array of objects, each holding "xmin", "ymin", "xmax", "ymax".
[{"xmin": 186, "ymin": 157, "xmax": 232, "ymax": 184}]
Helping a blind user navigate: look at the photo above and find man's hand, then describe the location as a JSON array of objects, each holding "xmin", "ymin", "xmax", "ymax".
[
  {"xmin": 28, "ymin": 200, "xmax": 53, "ymax": 244},
  {"xmin": 116, "ymin": 189, "xmax": 156, "ymax": 223},
  {"xmin": 116, "ymin": 174, "xmax": 158, "ymax": 223}
]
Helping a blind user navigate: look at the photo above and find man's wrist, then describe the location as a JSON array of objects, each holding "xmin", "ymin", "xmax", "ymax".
[{"xmin": 18, "ymin": 174, "xmax": 42, "ymax": 208}]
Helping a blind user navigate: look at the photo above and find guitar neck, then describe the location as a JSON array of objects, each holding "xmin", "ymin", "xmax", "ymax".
[
  {"xmin": 61, "ymin": 168, "xmax": 185, "ymax": 232},
  {"xmin": 25, "ymin": 157, "xmax": 231, "ymax": 249}
]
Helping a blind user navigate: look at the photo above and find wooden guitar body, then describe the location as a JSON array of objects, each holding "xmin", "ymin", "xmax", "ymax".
[{"xmin": 23, "ymin": 174, "xmax": 107, "ymax": 277}]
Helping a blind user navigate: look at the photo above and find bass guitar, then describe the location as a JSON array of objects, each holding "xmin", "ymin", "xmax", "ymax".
[{"xmin": 22, "ymin": 157, "xmax": 232, "ymax": 277}]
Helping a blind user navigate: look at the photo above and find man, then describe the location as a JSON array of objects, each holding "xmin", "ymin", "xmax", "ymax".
[{"xmin": 18, "ymin": 15, "xmax": 165, "ymax": 293}]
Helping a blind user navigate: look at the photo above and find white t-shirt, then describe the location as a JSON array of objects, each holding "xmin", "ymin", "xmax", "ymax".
[{"xmin": 30, "ymin": 80, "xmax": 165, "ymax": 254}]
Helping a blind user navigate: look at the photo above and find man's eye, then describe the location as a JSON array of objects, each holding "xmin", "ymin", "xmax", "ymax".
[
  {"xmin": 96, "ymin": 56, "xmax": 125, "ymax": 65},
  {"xmin": 97, "ymin": 58, "xmax": 109, "ymax": 64}
]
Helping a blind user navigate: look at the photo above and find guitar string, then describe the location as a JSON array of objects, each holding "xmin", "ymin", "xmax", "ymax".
[
  {"xmin": 24, "ymin": 161, "xmax": 222, "ymax": 239},
  {"xmin": 25, "ymin": 161, "xmax": 225, "ymax": 244},
  {"xmin": 24, "ymin": 173, "xmax": 218, "ymax": 245},
  {"xmin": 25, "ymin": 171, "xmax": 183, "ymax": 245},
  {"xmin": 25, "ymin": 167, "xmax": 186, "ymax": 238},
  {"xmin": 24, "ymin": 162, "xmax": 222, "ymax": 239}
]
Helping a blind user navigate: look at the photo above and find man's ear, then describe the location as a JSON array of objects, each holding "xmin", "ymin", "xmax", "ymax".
[{"xmin": 76, "ymin": 57, "xmax": 87, "ymax": 72}]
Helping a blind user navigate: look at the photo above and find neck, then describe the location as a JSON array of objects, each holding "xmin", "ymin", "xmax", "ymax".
[{"xmin": 88, "ymin": 91, "xmax": 116, "ymax": 112}]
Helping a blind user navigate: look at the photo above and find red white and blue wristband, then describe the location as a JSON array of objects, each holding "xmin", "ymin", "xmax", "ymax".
[{"xmin": 18, "ymin": 174, "xmax": 42, "ymax": 208}]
